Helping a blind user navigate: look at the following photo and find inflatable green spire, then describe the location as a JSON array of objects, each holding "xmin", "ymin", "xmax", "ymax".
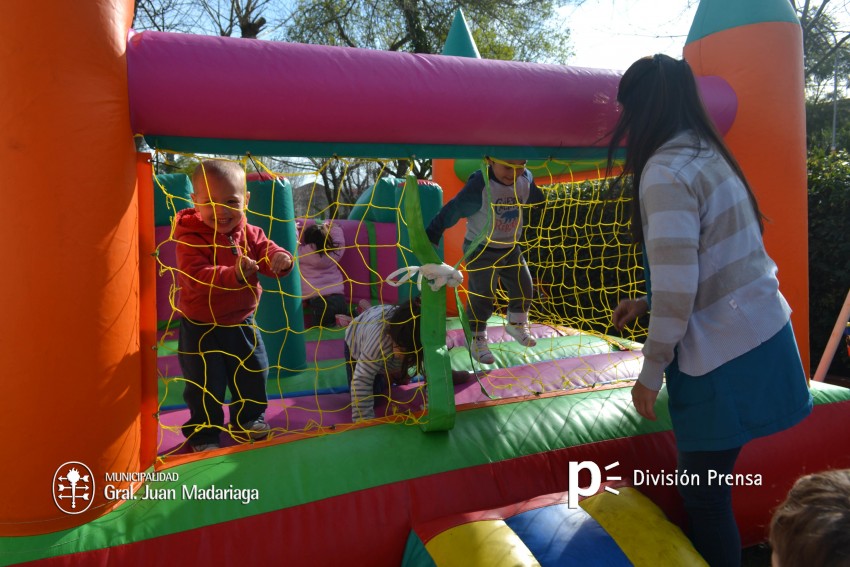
[
  {"xmin": 686, "ymin": 0, "xmax": 799, "ymax": 44},
  {"xmin": 442, "ymin": 9, "xmax": 480, "ymax": 58}
]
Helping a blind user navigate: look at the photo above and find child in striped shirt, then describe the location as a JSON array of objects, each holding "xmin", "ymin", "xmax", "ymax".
[{"xmin": 343, "ymin": 298, "xmax": 422, "ymax": 422}]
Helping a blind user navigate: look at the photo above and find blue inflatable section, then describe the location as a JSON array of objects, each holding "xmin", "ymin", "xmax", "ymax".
[{"xmin": 504, "ymin": 504, "xmax": 630, "ymax": 566}]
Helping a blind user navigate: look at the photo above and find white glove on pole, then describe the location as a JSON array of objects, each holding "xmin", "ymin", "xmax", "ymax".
[{"xmin": 386, "ymin": 263, "xmax": 464, "ymax": 292}]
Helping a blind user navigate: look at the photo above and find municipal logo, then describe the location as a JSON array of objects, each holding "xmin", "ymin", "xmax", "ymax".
[{"xmin": 53, "ymin": 461, "xmax": 95, "ymax": 514}]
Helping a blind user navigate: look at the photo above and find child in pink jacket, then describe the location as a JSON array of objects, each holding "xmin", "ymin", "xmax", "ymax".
[{"xmin": 298, "ymin": 221, "xmax": 348, "ymax": 327}]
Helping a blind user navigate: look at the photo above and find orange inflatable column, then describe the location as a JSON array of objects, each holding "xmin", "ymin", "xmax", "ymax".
[
  {"xmin": 0, "ymin": 0, "xmax": 140, "ymax": 535},
  {"xmin": 684, "ymin": 0, "xmax": 810, "ymax": 373},
  {"xmin": 138, "ymin": 153, "xmax": 159, "ymax": 471},
  {"xmin": 431, "ymin": 160, "xmax": 467, "ymax": 315},
  {"xmin": 434, "ymin": 9, "xmax": 481, "ymax": 316}
]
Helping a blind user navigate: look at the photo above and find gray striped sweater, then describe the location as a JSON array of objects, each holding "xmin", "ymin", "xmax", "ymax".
[
  {"xmin": 344, "ymin": 304, "xmax": 403, "ymax": 421},
  {"xmin": 638, "ymin": 131, "xmax": 791, "ymax": 391}
]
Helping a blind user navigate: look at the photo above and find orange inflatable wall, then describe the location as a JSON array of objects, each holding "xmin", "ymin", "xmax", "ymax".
[
  {"xmin": 1, "ymin": 0, "xmax": 141, "ymax": 535},
  {"xmin": 685, "ymin": 22, "xmax": 810, "ymax": 373},
  {"xmin": 432, "ymin": 159, "xmax": 466, "ymax": 315}
]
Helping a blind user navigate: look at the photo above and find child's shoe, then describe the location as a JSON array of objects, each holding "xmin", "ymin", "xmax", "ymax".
[
  {"xmin": 505, "ymin": 323, "xmax": 537, "ymax": 347},
  {"xmin": 241, "ymin": 414, "xmax": 270, "ymax": 440},
  {"xmin": 191, "ymin": 442, "xmax": 221, "ymax": 452},
  {"xmin": 470, "ymin": 334, "xmax": 495, "ymax": 364},
  {"xmin": 505, "ymin": 312, "xmax": 537, "ymax": 347}
]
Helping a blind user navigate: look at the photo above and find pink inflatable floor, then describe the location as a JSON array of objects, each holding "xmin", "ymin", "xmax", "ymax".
[{"xmin": 156, "ymin": 348, "xmax": 641, "ymax": 455}]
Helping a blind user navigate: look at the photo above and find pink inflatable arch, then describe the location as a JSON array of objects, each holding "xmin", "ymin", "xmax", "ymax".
[{"xmin": 128, "ymin": 31, "xmax": 737, "ymax": 156}]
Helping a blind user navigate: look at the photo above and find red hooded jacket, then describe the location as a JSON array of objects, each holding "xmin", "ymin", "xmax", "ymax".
[{"xmin": 174, "ymin": 208, "xmax": 293, "ymax": 325}]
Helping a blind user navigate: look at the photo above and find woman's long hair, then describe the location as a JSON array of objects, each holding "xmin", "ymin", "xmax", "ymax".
[{"xmin": 605, "ymin": 54, "xmax": 764, "ymax": 243}]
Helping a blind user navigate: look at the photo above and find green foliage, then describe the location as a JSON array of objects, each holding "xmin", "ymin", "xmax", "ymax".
[
  {"xmin": 152, "ymin": 153, "xmax": 198, "ymax": 176},
  {"xmin": 284, "ymin": 0, "xmax": 572, "ymax": 63},
  {"xmin": 461, "ymin": 1, "xmax": 572, "ymax": 64},
  {"xmin": 806, "ymin": 98, "xmax": 850, "ymax": 152},
  {"xmin": 524, "ymin": 178, "xmax": 648, "ymax": 340},
  {"xmin": 807, "ymin": 150, "xmax": 850, "ymax": 374}
]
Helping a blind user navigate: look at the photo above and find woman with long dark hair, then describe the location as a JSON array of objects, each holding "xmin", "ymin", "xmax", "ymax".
[{"xmin": 607, "ymin": 54, "xmax": 812, "ymax": 566}]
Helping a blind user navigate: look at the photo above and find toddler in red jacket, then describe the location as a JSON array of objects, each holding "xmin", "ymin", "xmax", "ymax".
[{"xmin": 174, "ymin": 159, "xmax": 293, "ymax": 452}]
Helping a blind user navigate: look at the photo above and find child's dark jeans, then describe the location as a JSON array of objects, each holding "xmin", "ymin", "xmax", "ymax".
[{"xmin": 178, "ymin": 316, "xmax": 269, "ymax": 446}]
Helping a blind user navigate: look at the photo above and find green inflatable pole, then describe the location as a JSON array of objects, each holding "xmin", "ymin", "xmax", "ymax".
[{"xmin": 247, "ymin": 176, "xmax": 307, "ymax": 379}]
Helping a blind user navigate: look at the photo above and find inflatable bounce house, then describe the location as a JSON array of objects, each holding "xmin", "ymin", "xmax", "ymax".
[{"xmin": 3, "ymin": 0, "xmax": 850, "ymax": 565}]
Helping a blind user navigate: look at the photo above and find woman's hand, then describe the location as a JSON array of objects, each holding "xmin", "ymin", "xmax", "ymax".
[{"xmin": 631, "ymin": 380, "xmax": 659, "ymax": 421}]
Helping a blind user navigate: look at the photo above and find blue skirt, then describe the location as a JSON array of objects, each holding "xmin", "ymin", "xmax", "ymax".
[{"xmin": 665, "ymin": 321, "xmax": 813, "ymax": 452}]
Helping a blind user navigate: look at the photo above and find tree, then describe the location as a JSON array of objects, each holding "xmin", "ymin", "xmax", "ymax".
[
  {"xmin": 133, "ymin": 0, "xmax": 285, "ymax": 38},
  {"xmin": 283, "ymin": 0, "xmax": 572, "ymax": 63},
  {"xmin": 281, "ymin": 0, "xmax": 573, "ymax": 180},
  {"xmin": 133, "ymin": 0, "xmax": 574, "ymax": 187},
  {"xmin": 806, "ymin": 149, "xmax": 850, "ymax": 375},
  {"xmin": 793, "ymin": 0, "xmax": 850, "ymax": 101},
  {"xmin": 806, "ymin": 97, "xmax": 850, "ymax": 151},
  {"xmin": 133, "ymin": 0, "xmax": 199, "ymax": 33},
  {"xmin": 134, "ymin": 0, "xmax": 573, "ymax": 61}
]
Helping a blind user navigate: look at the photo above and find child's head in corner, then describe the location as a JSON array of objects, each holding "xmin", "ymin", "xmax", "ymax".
[
  {"xmin": 769, "ymin": 468, "xmax": 850, "ymax": 567},
  {"xmin": 191, "ymin": 160, "xmax": 249, "ymax": 233},
  {"xmin": 385, "ymin": 297, "xmax": 423, "ymax": 385},
  {"xmin": 302, "ymin": 222, "xmax": 337, "ymax": 256},
  {"xmin": 485, "ymin": 157, "xmax": 528, "ymax": 186}
]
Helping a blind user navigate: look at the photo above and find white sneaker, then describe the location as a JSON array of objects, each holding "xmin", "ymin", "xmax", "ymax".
[
  {"xmin": 241, "ymin": 414, "xmax": 270, "ymax": 440},
  {"xmin": 505, "ymin": 322, "xmax": 537, "ymax": 347},
  {"xmin": 470, "ymin": 334, "xmax": 495, "ymax": 364}
]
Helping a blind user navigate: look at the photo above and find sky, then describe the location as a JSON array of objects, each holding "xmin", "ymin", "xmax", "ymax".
[{"xmin": 559, "ymin": 0, "xmax": 700, "ymax": 70}]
